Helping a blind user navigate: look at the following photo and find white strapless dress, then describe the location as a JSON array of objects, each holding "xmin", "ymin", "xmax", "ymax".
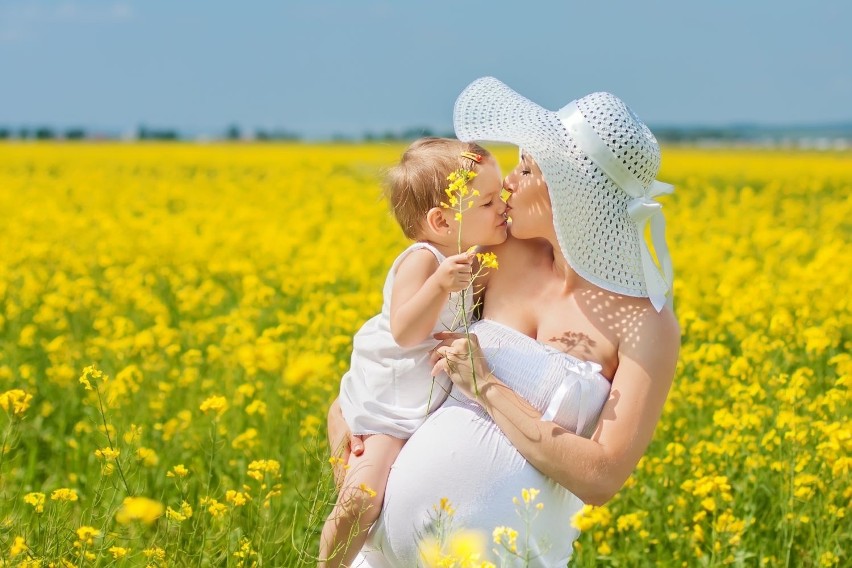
[{"xmin": 354, "ymin": 319, "xmax": 612, "ymax": 567}]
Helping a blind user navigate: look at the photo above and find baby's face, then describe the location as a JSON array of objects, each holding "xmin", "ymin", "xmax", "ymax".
[{"xmin": 453, "ymin": 157, "xmax": 509, "ymax": 249}]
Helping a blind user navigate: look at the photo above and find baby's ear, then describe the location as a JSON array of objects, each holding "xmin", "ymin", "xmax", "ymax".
[{"xmin": 423, "ymin": 207, "xmax": 451, "ymax": 236}]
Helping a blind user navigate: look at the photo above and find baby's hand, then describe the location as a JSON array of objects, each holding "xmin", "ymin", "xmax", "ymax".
[{"xmin": 435, "ymin": 252, "xmax": 475, "ymax": 293}]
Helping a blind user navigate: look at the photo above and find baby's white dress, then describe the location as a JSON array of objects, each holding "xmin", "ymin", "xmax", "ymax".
[
  {"xmin": 339, "ymin": 242, "xmax": 471, "ymax": 439},
  {"xmin": 354, "ymin": 319, "xmax": 612, "ymax": 566}
]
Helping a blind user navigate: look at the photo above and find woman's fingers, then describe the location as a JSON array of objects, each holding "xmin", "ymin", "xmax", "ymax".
[
  {"xmin": 434, "ymin": 331, "xmax": 466, "ymax": 340},
  {"xmin": 431, "ymin": 357, "xmax": 447, "ymax": 377}
]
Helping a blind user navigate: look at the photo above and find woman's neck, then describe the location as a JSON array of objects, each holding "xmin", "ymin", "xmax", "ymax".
[{"xmin": 548, "ymin": 238, "xmax": 585, "ymax": 291}]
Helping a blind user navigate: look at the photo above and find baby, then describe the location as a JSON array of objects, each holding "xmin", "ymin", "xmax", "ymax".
[{"xmin": 319, "ymin": 138, "xmax": 508, "ymax": 567}]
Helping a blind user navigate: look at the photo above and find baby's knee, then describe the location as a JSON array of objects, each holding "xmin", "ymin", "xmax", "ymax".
[{"xmin": 338, "ymin": 485, "xmax": 382, "ymax": 523}]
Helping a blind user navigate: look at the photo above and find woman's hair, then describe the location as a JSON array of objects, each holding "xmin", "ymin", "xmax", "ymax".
[{"xmin": 384, "ymin": 137, "xmax": 491, "ymax": 239}]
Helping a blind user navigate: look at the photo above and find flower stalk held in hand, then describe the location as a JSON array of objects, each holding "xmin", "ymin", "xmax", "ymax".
[{"xmin": 441, "ymin": 168, "xmax": 499, "ymax": 396}]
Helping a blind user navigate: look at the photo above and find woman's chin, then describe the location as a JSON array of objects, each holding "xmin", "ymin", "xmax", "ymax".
[{"xmin": 507, "ymin": 222, "xmax": 528, "ymax": 239}]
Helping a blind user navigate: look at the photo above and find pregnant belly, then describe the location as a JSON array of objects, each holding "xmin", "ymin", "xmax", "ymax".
[{"xmin": 359, "ymin": 405, "xmax": 583, "ymax": 567}]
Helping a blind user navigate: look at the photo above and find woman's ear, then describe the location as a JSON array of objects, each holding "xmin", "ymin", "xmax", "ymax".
[{"xmin": 424, "ymin": 207, "xmax": 452, "ymax": 236}]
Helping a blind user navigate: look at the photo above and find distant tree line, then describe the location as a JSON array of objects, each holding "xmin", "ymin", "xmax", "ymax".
[
  {"xmin": 1, "ymin": 123, "xmax": 850, "ymax": 143},
  {"xmin": 0, "ymin": 126, "xmax": 88, "ymax": 140},
  {"xmin": 0, "ymin": 124, "xmax": 303, "ymax": 142}
]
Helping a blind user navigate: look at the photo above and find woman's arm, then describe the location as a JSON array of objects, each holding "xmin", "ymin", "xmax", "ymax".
[{"xmin": 433, "ymin": 311, "xmax": 679, "ymax": 505}]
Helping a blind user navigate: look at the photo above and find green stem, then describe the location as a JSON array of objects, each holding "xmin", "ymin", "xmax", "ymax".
[
  {"xmin": 197, "ymin": 420, "xmax": 218, "ymax": 567},
  {"xmin": 94, "ymin": 385, "xmax": 132, "ymax": 495},
  {"xmin": 456, "ymin": 199, "xmax": 480, "ymax": 397},
  {"xmin": 0, "ymin": 421, "xmax": 13, "ymax": 485}
]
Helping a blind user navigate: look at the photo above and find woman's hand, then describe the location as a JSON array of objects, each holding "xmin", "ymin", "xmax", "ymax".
[
  {"xmin": 430, "ymin": 331, "xmax": 493, "ymax": 399},
  {"xmin": 326, "ymin": 398, "xmax": 365, "ymax": 489}
]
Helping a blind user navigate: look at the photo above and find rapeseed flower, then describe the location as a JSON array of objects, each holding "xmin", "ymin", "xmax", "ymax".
[
  {"xmin": 0, "ymin": 144, "xmax": 847, "ymax": 565},
  {"xmin": 23, "ymin": 492, "xmax": 45, "ymax": 513},
  {"xmin": 166, "ymin": 500, "xmax": 193, "ymax": 522},
  {"xmin": 115, "ymin": 496, "xmax": 164, "ymax": 525},
  {"xmin": 200, "ymin": 496, "xmax": 228, "ymax": 519},
  {"xmin": 166, "ymin": 464, "xmax": 190, "ymax": 478},
  {"xmin": 199, "ymin": 395, "xmax": 228, "ymax": 416},
  {"xmin": 75, "ymin": 526, "xmax": 101, "ymax": 546},
  {"xmin": 0, "ymin": 389, "xmax": 32, "ymax": 417},
  {"xmin": 492, "ymin": 526, "xmax": 518, "ymax": 553},
  {"xmin": 10, "ymin": 536, "xmax": 28, "ymax": 557},
  {"xmin": 50, "ymin": 488, "xmax": 78, "ymax": 502},
  {"xmin": 109, "ymin": 546, "xmax": 130, "ymax": 559}
]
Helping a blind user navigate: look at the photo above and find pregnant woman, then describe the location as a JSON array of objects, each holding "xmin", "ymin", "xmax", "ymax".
[{"xmin": 329, "ymin": 77, "xmax": 680, "ymax": 566}]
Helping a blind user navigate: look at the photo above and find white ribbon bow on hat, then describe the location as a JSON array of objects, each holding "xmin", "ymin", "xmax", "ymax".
[
  {"xmin": 556, "ymin": 103, "xmax": 674, "ymax": 312},
  {"xmin": 626, "ymin": 182, "xmax": 674, "ymax": 311}
]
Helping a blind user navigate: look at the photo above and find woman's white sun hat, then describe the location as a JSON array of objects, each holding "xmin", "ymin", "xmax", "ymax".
[{"xmin": 454, "ymin": 77, "xmax": 674, "ymax": 312}]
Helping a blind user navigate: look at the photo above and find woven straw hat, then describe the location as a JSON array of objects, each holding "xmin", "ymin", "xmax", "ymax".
[{"xmin": 453, "ymin": 77, "xmax": 674, "ymax": 311}]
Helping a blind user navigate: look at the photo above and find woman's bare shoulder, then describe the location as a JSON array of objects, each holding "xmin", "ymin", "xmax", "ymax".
[{"xmin": 615, "ymin": 298, "xmax": 681, "ymax": 362}]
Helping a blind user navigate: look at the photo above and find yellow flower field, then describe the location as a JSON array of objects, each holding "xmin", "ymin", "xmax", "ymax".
[{"xmin": 0, "ymin": 143, "xmax": 849, "ymax": 566}]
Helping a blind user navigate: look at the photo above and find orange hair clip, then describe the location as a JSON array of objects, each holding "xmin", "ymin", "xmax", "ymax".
[{"xmin": 460, "ymin": 151, "xmax": 482, "ymax": 163}]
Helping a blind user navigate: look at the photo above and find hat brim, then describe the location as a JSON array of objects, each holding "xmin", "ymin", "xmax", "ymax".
[{"xmin": 453, "ymin": 77, "xmax": 654, "ymax": 299}]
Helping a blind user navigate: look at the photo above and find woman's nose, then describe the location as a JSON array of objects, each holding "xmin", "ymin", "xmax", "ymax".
[
  {"xmin": 502, "ymin": 175, "xmax": 517, "ymax": 195},
  {"xmin": 499, "ymin": 194, "xmax": 510, "ymax": 212}
]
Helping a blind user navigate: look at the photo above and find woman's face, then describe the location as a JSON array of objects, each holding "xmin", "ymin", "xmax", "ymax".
[{"xmin": 503, "ymin": 152, "xmax": 552, "ymax": 240}]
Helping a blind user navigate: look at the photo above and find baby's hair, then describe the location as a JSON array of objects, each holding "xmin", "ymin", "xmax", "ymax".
[{"xmin": 385, "ymin": 137, "xmax": 491, "ymax": 239}]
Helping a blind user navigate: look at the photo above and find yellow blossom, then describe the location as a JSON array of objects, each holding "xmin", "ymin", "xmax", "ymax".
[
  {"xmin": 136, "ymin": 446, "xmax": 159, "ymax": 467},
  {"xmin": 475, "ymin": 252, "xmax": 498, "ymax": 270},
  {"xmin": 420, "ymin": 529, "xmax": 488, "ymax": 568},
  {"xmin": 166, "ymin": 464, "xmax": 190, "ymax": 478},
  {"xmin": 199, "ymin": 395, "xmax": 228, "ymax": 416},
  {"xmin": 95, "ymin": 446, "xmax": 120, "ymax": 461},
  {"xmin": 114, "ymin": 496, "xmax": 164, "ymax": 525},
  {"xmin": 247, "ymin": 459, "xmax": 281, "ymax": 481},
  {"xmin": 200, "ymin": 496, "xmax": 228, "ymax": 519},
  {"xmin": 10, "ymin": 536, "xmax": 28, "ymax": 557},
  {"xmin": 226, "ymin": 490, "xmax": 251, "ymax": 507},
  {"xmin": 78, "ymin": 364, "xmax": 105, "ymax": 391},
  {"xmin": 109, "ymin": 546, "xmax": 130, "ymax": 559},
  {"xmin": 143, "ymin": 546, "xmax": 166, "ymax": 560},
  {"xmin": 75, "ymin": 525, "xmax": 100, "ymax": 546},
  {"xmin": 166, "ymin": 500, "xmax": 194, "ymax": 522},
  {"xmin": 492, "ymin": 525, "xmax": 518, "ymax": 553},
  {"xmin": 50, "ymin": 488, "xmax": 78, "ymax": 502},
  {"xmin": 24, "ymin": 492, "xmax": 45, "ymax": 513},
  {"xmin": 571, "ymin": 504, "xmax": 612, "ymax": 532},
  {"xmin": 437, "ymin": 497, "xmax": 455, "ymax": 517},
  {"xmin": 0, "ymin": 389, "xmax": 33, "ymax": 417},
  {"xmin": 123, "ymin": 423, "xmax": 143, "ymax": 444}
]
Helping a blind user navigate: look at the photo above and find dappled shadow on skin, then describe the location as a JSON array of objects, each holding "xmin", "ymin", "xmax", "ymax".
[
  {"xmin": 591, "ymin": 388, "xmax": 619, "ymax": 441},
  {"xmin": 578, "ymin": 286, "xmax": 655, "ymax": 354},
  {"xmin": 548, "ymin": 331, "xmax": 597, "ymax": 358}
]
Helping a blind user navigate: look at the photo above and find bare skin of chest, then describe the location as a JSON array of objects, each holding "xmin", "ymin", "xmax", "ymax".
[{"xmin": 483, "ymin": 276, "xmax": 619, "ymax": 380}]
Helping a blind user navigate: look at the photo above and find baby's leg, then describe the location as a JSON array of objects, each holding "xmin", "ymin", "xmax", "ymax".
[{"xmin": 319, "ymin": 433, "xmax": 405, "ymax": 568}]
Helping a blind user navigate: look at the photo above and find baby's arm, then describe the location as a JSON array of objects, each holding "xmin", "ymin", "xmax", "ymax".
[{"xmin": 390, "ymin": 249, "xmax": 473, "ymax": 348}]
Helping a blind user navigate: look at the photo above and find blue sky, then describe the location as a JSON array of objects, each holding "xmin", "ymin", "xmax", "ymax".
[{"xmin": 1, "ymin": 0, "xmax": 850, "ymax": 139}]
